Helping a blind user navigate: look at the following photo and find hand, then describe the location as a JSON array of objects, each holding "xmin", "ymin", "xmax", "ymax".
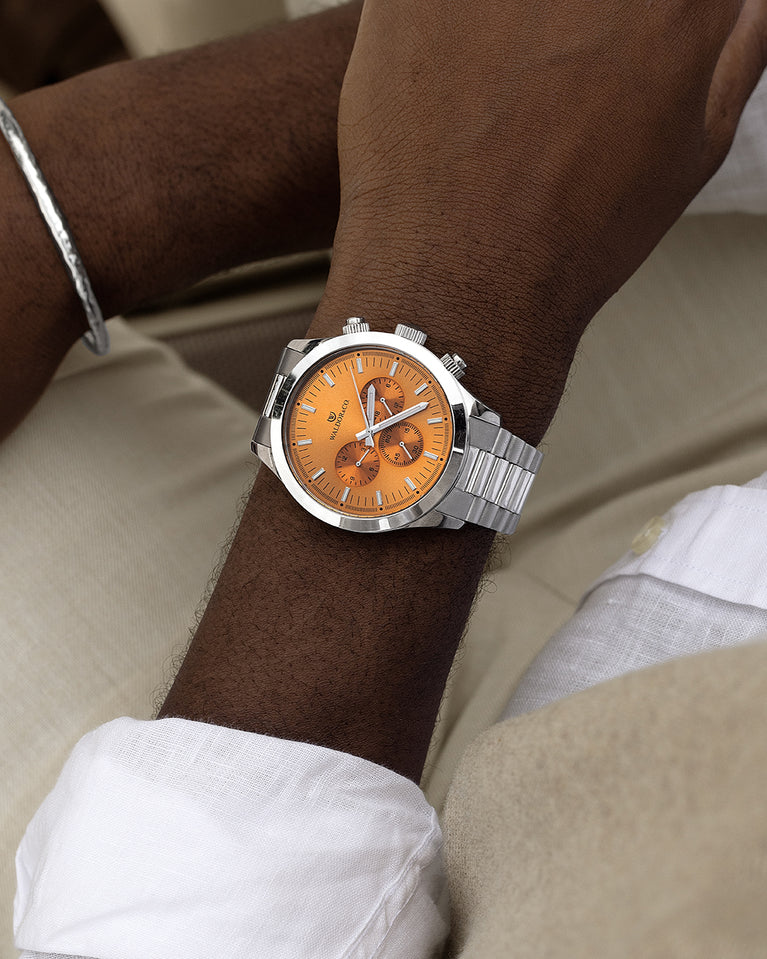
[
  {"xmin": 355, "ymin": 445, "xmax": 374, "ymax": 468},
  {"xmin": 351, "ymin": 368, "xmax": 374, "ymax": 446},
  {"xmin": 317, "ymin": 0, "xmax": 767, "ymax": 439},
  {"xmin": 366, "ymin": 383, "xmax": 376, "ymax": 437}
]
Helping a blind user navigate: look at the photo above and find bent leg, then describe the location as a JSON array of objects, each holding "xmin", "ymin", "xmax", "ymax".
[{"xmin": 425, "ymin": 213, "xmax": 767, "ymax": 805}]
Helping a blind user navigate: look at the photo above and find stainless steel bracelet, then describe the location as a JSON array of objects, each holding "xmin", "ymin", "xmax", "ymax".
[
  {"xmin": 438, "ymin": 414, "xmax": 543, "ymax": 535},
  {"xmin": 0, "ymin": 96, "xmax": 109, "ymax": 356}
]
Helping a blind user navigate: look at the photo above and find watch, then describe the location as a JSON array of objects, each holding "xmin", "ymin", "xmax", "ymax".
[{"xmin": 252, "ymin": 317, "xmax": 543, "ymax": 534}]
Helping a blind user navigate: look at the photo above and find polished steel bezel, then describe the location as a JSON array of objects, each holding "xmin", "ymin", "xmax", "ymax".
[{"xmin": 264, "ymin": 330, "xmax": 470, "ymax": 533}]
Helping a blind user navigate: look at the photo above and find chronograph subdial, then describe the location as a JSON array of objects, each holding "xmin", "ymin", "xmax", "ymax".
[
  {"xmin": 360, "ymin": 377, "xmax": 405, "ymax": 424},
  {"xmin": 380, "ymin": 422, "xmax": 424, "ymax": 466},
  {"xmin": 335, "ymin": 440, "xmax": 381, "ymax": 487}
]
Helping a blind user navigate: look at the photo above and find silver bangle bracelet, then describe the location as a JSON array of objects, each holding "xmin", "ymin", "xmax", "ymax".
[{"xmin": 0, "ymin": 96, "xmax": 109, "ymax": 356}]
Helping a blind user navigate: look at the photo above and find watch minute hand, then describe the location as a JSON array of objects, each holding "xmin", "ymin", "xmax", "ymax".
[{"xmin": 355, "ymin": 401, "xmax": 429, "ymax": 440}]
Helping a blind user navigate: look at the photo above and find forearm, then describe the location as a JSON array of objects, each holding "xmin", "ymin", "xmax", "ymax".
[
  {"xmin": 158, "ymin": 0, "xmax": 767, "ymax": 785},
  {"xmin": 156, "ymin": 94, "xmax": 583, "ymax": 783},
  {"xmin": 158, "ymin": 266, "xmax": 575, "ymax": 782},
  {"xmin": 2, "ymin": 2, "xmax": 361, "ymax": 326}
]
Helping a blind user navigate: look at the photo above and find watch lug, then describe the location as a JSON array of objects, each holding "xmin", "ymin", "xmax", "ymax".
[
  {"xmin": 284, "ymin": 337, "xmax": 324, "ymax": 362},
  {"xmin": 267, "ymin": 340, "xmax": 320, "ymax": 383},
  {"xmin": 404, "ymin": 510, "xmax": 458, "ymax": 530},
  {"xmin": 472, "ymin": 401, "xmax": 502, "ymax": 425},
  {"xmin": 251, "ymin": 413, "xmax": 277, "ymax": 474},
  {"xmin": 252, "ymin": 413, "xmax": 272, "ymax": 452},
  {"xmin": 253, "ymin": 441, "xmax": 277, "ymax": 475},
  {"xmin": 407, "ymin": 510, "xmax": 466, "ymax": 530},
  {"xmin": 436, "ymin": 513, "xmax": 466, "ymax": 530}
]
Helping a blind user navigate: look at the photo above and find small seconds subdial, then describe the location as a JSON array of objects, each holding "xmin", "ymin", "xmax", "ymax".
[
  {"xmin": 361, "ymin": 377, "xmax": 405, "ymax": 423},
  {"xmin": 335, "ymin": 440, "xmax": 381, "ymax": 486},
  {"xmin": 380, "ymin": 422, "xmax": 424, "ymax": 466}
]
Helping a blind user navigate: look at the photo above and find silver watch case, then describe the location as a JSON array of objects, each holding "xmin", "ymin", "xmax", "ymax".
[{"xmin": 252, "ymin": 329, "xmax": 493, "ymax": 533}]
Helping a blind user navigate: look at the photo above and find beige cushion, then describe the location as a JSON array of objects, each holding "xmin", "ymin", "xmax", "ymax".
[{"xmin": 100, "ymin": 0, "xmax": 286, "ymax": 57}]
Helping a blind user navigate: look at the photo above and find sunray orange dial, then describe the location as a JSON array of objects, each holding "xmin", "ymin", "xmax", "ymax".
[{"xmin": 284, "ymin": 347, "xmax": 454, "ymax": 517}]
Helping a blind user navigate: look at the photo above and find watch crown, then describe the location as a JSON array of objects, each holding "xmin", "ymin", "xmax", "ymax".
[
  {"xmin": 440, "ymin": 353, "xmax": 467, "ymax": 380},
  {"xmin": 342, "ymin": 316, "xmax": 371, "ymax": 335},
  {"xmin": 394, "ymin": 323, "xmax": 428, "ymax": 346}
]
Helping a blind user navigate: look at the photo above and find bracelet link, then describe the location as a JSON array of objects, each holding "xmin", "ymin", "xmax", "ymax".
[{"xmin": 439, "ymin": 414, "xmax": 541, "ymax": 533}]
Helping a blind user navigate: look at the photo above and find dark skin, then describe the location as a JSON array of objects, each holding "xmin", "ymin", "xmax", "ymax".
[
  {"xmin": 0, "ymin": 1, "xmax": 362, "ymax": 442},
  {"xmin": 5, "ymin": 0, "xmax": 767, "ymax": 783},
  {"xmin": 163, "ymin": 0, "xmax": 767, "ymax": 782},
  {"xmin": 0, "ymin": 0, "xmax": 128, "ymax": 91}
]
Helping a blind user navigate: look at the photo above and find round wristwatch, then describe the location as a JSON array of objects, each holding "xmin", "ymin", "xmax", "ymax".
[{"xmin": 252, "ymin": 318, "xmax": 542, "ymax": 534}]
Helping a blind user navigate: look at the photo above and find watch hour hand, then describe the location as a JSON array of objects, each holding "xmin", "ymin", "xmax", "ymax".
[
  {"xmin": 366, "ymin": 384, "xmax": 376, "ymax": 431},
  {"xmin": 351, "ymin": 368, "xmax": 374, "ymax": 446}
]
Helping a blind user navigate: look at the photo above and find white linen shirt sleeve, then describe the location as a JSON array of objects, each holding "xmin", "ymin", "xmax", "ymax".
[
  {"xmin": 14, "ymin": 717, "xmax": 448, "ymax": 959},
  {"xmin": 503, "ymin": 477, "xmax": 767, "ymax": 719}
]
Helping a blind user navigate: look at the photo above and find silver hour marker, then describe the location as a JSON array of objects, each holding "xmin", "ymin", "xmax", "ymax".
[
  {"xmin": 297, "ymin": 439, "xmax": 313, "ymax": 446},
  {"xmin": 301, "ymin": 403, "xmax": 316, "ymax": 413},
  {"xmin": 323, "ymin": 373, "xmax": 335, "ymax": 387},
  {"xmin": 341, "ymin": 486, "xmax": 351, "ymax": 503},
  {"xmin": 376, "ymin": 490, "xmax": 383, "ymax": 506},
  {"xmin": 424, "ymin": 451, "xmax": 438, "ymax": 461},
  {"xmin": 311, "ymin": 468, "xmax": 325, "ymax": 481},
  {"xmin": 356, "ymin": 357, "xmax": 364, "ymax": 374},
  {"xmin": 427, "ymin": 417, "xmax": 442, "ymax": 424},
  {"xmin": 405, "ymin": 477, "xmax": 416, "ymax": 491},
  {"xmin": 389, "ymin": 360, "xmax": 399, "ymax": 376},
  {"xmin": 414, "ymin": 383, "xmax": 428, "ymax": 396}
]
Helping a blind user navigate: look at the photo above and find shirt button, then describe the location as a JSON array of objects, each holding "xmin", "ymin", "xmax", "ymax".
[{"xmin": 631, "ymin": 515, "xmax": 667, "ymax": 555}]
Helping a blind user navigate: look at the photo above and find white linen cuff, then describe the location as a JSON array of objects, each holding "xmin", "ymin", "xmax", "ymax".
[
  {"xmin": 585, "ymin": 483, "xmax": 767, "ymax": 608},
  {"xmin": 14, "ymin": 717, "xmax": 447, "ymax": 959}
]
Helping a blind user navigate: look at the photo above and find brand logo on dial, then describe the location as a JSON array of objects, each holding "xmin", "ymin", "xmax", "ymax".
[{"xmin": 329, "ymin": 399, "xmax": 349, "ymax": 440}]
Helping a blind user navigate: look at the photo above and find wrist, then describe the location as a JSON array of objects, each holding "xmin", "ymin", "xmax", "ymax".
[
  {"xmin": 0, "ymin": 137, "xmax": 85, "ymax": 355},
  {"xmin": 314, "ymin": 224, "xmax": 587, "ymax": 445}
]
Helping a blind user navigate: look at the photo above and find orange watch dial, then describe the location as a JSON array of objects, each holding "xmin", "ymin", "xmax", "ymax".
[{"xmin": 285, "ymin": 347, "xmax": 454, "ymax": 517}]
